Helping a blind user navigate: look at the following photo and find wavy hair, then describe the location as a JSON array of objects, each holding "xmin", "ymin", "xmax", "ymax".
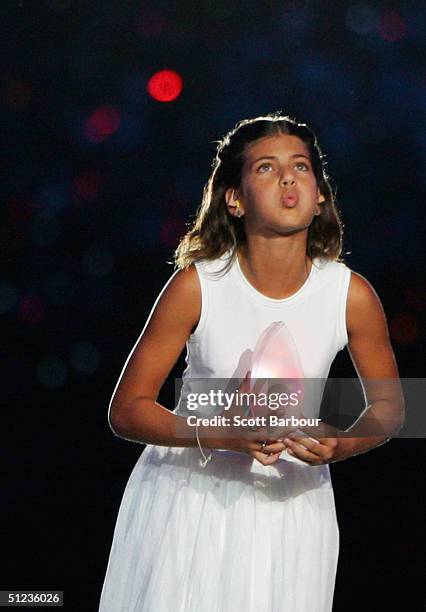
[{"xmin": 174, "ymin": 111, "xmax": 344, "ymax": 271}]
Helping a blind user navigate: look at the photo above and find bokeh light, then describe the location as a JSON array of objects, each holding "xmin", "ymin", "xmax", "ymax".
[
  {"xmin": 83, "ymin": 105, "xmax": 121, "ymax": 143},
  {"xmin": 68, "ymin": 341, "xmax": 101, "ymax": 375},
  {"xmin": 147, "ymin": 70, "xmax": 183, "ymax": 102},
  {"xmin": 377, "ymin": 10, "xmax": 407, "ymax": 42},
  {"xmin": 17, "ymin": 294, "xmax": 45, "ymax": 326}
]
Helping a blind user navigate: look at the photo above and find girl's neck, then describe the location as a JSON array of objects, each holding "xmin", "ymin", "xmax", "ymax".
[{"xmin": 237, "ymin": 241, "xmax": 312, "ymax": 300}]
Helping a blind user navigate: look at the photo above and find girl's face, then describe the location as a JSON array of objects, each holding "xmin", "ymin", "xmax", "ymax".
[{"xmin": 226, "ymin": 134, "xmax": 324, "ymax": 236}]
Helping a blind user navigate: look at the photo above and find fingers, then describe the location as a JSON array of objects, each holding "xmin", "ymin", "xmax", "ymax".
[
  {"xmin": 284, "ymin": 434, "xmax": 338, "ymax": 464},
  {"xmin": 251, "ymin": 450, "xmax": 282, "ymax": 466},
  {"xmin": 262, "ymin": 441, "xmax": 286, "ymax": 455},
  {"xmin": 247, "ymin": 439, "xmax": 287, "ymax": 466},
  {"xmin": 284, "ymin": 444, "xmax": 320, "ymax": 464},
  {"xmin": 292, "ymin": 420, "xmax": 341, "ymax": 440}
]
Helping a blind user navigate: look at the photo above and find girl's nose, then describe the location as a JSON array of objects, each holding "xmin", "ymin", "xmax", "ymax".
[{"xmin": 280, "ymin": 173, "xmax": 296, "ymax": 186}]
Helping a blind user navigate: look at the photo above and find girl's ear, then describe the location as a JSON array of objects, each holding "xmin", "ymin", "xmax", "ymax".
[
  {"xmin": 225, "ymin": 188, "xmax": 244, "ymax": 217},
  {"xmin": 317, "ymin": 189, "xmax": 326, "ymax": 204},
  {"xmin": 225, "ymin": 188, "xmax": 236, "ymax": 206},
  {"xmin": 315, "ymin": 190, "xmax": 326, "ymax": 216}
]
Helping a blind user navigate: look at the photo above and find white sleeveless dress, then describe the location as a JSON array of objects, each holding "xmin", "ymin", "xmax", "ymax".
[{"xmin": 98, "ymin": 253, "xmax": 352, "ymax": 612}]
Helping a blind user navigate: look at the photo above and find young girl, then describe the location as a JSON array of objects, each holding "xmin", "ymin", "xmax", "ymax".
[{"xmin": 98, "ymin": 112, "xmax": 404, "ymax": 611}]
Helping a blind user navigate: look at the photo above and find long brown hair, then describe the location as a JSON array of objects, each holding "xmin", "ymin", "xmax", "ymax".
[{"xmin": 174, "ymin": 111, "xmax": 344, "ymax": 271}]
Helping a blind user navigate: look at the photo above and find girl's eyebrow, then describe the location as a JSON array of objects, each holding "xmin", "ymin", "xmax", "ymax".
[{"xmin": 249, "ymin": 154, "xmax": 310, "ymax": 168}]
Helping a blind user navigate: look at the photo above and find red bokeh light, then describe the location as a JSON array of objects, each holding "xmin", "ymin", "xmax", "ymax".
[
  {"xmin": 83, "ymin": 105, "xmax": 121, "ymax": 143},
  {"xmin": 389, "ymin": 313, "xmax": 418, "ymax": 344},
  {"xmin": 17, "ymin": 295, "xmax": 45, "ymax": 326},
  {"xmin": 147, "ymin": 70, "xmax": 183, "ymax": 102},
  {"xmin": 377, "ymin": 10, "xmax": 407, "ymax": 41}
]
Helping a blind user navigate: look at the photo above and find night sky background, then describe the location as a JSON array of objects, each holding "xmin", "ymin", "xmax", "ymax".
[{"xmin": 2, "ymin": 1, "xmax": 425, "ymax": 610}]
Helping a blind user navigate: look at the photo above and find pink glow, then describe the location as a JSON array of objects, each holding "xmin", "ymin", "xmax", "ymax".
[
  {"xmin": 377, "ymin": 10, "xmax": 407, "ymax": 41},
  {"xmin": 248, "ymin": 322, "xmax": 305, "ymax": 420},
  {"xmin": 83, "ymin": 106, "xmax": 121, "ymax": 143}
]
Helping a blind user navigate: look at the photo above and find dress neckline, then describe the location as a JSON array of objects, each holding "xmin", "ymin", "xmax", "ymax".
[{"xmin": 233, "ymin": 252, "xmax": 317, "ymax": 307}]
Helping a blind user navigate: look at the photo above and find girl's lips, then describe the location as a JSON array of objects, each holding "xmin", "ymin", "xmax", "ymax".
[{"xmin": 282, "ymin": 194, "xmax": 298, "ymax": 207}]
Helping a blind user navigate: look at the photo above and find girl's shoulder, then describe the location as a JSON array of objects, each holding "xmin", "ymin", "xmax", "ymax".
[
  {"xmin": 150, "ymin": 264, "xmax": 201, "ymax": 336},
  {"xmin": 167, "ymin": 264, "xmax": 200, "ymax": 296},
  {"xmin": 313, "ymin": 256, "xmax": 349, "ymax": 272},
  {"xmin": 311, "ymin": 257, "xmax": 352, "ymax": 287},
  {"xmin": 193, "ymin": 251, "xmax": 234, "ymax": 279}
]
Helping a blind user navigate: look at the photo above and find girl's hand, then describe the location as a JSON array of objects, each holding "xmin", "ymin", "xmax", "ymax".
[
  {"xmin": 213, "ymin": 372, "xmax": 290, "ymax": 465},
  {"xmin": 219, "ymin": 437, "xmax": 288, "ymax": 466},
  {"xmin": 283, "ymin": 432, "xmax": 355, "ymax": 465}
]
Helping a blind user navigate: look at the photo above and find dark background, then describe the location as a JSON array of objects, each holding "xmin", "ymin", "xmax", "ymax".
[{"xmin": 2, "ymin": 1, "xmax": 425, "ymax": 610}]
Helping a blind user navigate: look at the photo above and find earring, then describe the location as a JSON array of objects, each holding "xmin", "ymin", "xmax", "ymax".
[{"xmin": 234, "ymin": 200, "xmax": 243, "ymax": 218}]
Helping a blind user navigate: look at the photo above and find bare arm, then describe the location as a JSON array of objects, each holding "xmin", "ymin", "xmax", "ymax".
[
  {"xmin": 342, "ymin": 271, "xmax": 405, "ymax": 451},
  {"xmin": 283, "ymin": 271, "xmax": 405, "ymax": 464},
  {"xmin": 109, "ymin": 265, "xmax": 203, "ymax": 446}
]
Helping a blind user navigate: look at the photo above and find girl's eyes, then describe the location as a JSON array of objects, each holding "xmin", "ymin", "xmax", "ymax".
[
  {"xmin": 256, "ymin": 161, "xmax": 309, "ymax": 173},
  {"xmin": 257, "ymin": 163, "xmax": 273, "ymax": 172},
  {"xmin": 295, "ymin": 162, "xmax": 309, "ymax": 171}
]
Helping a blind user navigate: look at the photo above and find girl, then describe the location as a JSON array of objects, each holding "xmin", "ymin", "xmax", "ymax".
[{"xmin": 98, "ymin": 112, "xmax": 404, "ymax": 611}]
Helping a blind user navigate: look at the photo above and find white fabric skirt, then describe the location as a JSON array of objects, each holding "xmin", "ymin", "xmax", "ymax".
[{"xmin": 98, "ymin": 445, "xmax": 339, "ymax": 612}]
